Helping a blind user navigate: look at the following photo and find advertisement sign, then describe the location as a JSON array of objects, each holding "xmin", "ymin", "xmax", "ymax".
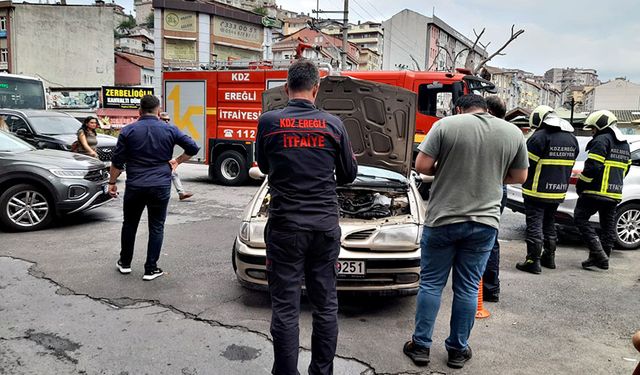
[
  {"xmin": 213, "ymin": 17, "xmax": 263, "ymax": 45},
  {"xmin": 165, "ymin": 38, "xmax": 197, "ymax": 61},
  {"xmin": 164, "ymin": 10, "xmax": 197, "ymax": 32},
  {"xmin": 47, "ymin": 89, "xmax": 100, "ymax": 110},
  {"xmin": 102, "ymin": 86, "xmax": 154, "ymax": 109}
]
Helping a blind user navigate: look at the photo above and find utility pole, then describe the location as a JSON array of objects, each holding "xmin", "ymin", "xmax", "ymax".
[
  {"xmin": 312, "ymin": 1, "xmax": 350, "ymax": 70},
  {"xmin": 341, "ymin": 0, "xmax": 349, "ymax": 70}
]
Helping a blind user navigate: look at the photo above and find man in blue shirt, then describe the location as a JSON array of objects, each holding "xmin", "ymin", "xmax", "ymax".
[{"xmin": 108, "ymin": 95, "xmax": 199, "ymax": 280}]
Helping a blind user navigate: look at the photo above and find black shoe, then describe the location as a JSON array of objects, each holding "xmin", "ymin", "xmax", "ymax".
[
  {"xmin": 515, "ymin": 259, "xmax": 541, "ymax": 274},
  {"xmin": 403, "ymin": 340, "xmax": 430, "ymax": 366},
  {"xmin": 483, "ymin": 291, "xmax": 499, "ymax": 303},
  {"xmin": 116, "ymin": 260, "xmax": 131, "ymax": 274},
  {"xmin": 447, "ymin": 346, "xmax": 472, "ymax": 369},
  {"xmin": 143, "ymin": 268, "xmax": 164, "ymax": 281}
]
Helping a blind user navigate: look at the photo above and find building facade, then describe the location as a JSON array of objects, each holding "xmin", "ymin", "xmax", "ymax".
[
  {"xmin": 382, "ymin": 10, "xmax": 486, "ymax": 71},
  {"xmin": 544, "ymin": 67, "xmax": 599, "ymax": 89},
  {"xmin": 583, "ymin": 78, "xmax": 640, "ymax": 111},
  {"xmin": 271, "ymin": 28, "xmax": 360, "ymax": 70},
  {"xmin": 152, "ymin": 0, "xmax": 266, "ymax": 96},
  {"xmin": 115, "ymin": 52, "xmax": 154, "ymax": 87},
  {"xmin": 0, "ymin": 2, "xmax": 114, "ymax": 87}
]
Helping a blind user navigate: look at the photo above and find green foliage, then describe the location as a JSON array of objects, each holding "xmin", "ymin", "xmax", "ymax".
[
  {"xmin": 117, "ymin": 15, "xmax": 136, "ymax": 34},
  {"xmin": 144, "ymin": 12, "xmax": 154, "ymax": 29},
  {"xmin": 253, "ymin": 7, "xmax": 268, "ymax": 15}
]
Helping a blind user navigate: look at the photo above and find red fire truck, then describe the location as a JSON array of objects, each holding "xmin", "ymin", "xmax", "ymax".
[{"xmin": 162, "ymin": 66, "xmax": 495, "ymax": 185}]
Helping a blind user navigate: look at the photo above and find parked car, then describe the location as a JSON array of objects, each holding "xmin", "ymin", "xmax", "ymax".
[
  {"xmin": 506, "ymin": 135, "xmax": 640, "ymax": 249},
  {"xmin": 0, "ymin": 130, "xmax": 112, "ymax": 232},
  {"xmin": 0, "ymin": 109, "xmax": 117, "ymax": 162},
  {"xmin": 233, "ymin": 76, "xmax": 425, "ymax": 295}
]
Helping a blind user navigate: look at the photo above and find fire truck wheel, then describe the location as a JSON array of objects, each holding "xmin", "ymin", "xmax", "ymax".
[{"xmin": 213, "ymin": 150, "xmax": 248, "ymax": 186}]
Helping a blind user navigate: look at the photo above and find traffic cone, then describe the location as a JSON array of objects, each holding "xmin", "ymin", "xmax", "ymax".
[{"xmin": 475, "ymin": 278, "xmax": 490, "ymax": 319}]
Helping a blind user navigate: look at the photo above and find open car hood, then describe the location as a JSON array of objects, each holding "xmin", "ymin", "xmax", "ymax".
[{"xmin": 262, "ymin": 76, "xmax": 417, "ymax": 178}]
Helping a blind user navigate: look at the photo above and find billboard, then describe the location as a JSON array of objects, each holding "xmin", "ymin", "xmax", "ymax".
[
  {"xmin": 48, "ymin": 89, "xmax": 100, "ymax": 110},
  {"xmin": 102, "ymin": 86, "xmax": 154, "ymax": 109}
]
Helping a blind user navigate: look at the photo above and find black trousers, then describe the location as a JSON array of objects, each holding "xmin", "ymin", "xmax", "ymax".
[
  {"xmin": 120, "ymin": 185, "xmax": 171, "ymax": 272},
  {"xmin": 524, "ymin": 198, "xmax": 560, "ymax": 246},
  {"xmin": 265, "ymin": 223, "xmax": 341, "ymax": 375},
  {"xmin": 574, "ymin": 196, "xmax": 617, "ymax": 250},
  {"xmin": 483, "ymin": 187, "xmax": 506, "ymax": 295}
]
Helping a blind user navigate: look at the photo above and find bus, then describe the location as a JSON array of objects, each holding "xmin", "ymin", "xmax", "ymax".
[{"xmin": 0, "ymin": 73, "xmax": 46, "ymax": 110}]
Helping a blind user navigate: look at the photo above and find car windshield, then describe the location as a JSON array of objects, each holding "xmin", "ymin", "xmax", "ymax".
[
  {"xmin": 29, "ymin": 115, "xmax": 82, "ymax": 135},
  {"xmin": 0, "ymin": 130, "xmax": 34, "ymax": 152},
  {"xmin": 355, "ymin": 165, "xmax": 407, "ymax": 184}
]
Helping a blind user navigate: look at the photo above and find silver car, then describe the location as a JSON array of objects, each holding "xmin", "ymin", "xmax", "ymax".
[
  {"xmin": 233, "ymin": 76, "xmax": 426, "ymax": 295},
  {"xmin": 506, "ymin": 135, "xmax": 640, "ymax": 249}
]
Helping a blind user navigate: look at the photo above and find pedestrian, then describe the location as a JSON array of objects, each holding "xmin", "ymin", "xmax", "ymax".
[
  {"xmin": 516, "ymin": 106, "xmax": 579, "ymax": 274},
  {"xmin": 159, "ymin": 111, "xmax": 194, "ymax": 201},
  {"xmin": 74, "ymin": 116, "xmax": 99, "ymax": 158},
  {"xmin": 403, "ymin": 94, "xmax": 528, "ymax": 369},
  {"xmin": 574, "ymin": 110, "xmax": 630, "ymax": 270},
  {"xmin": 108, "ymin": 95, "xmax": 200, "ymax": 280},
  {"xmin": 482, "ymin": 95, "xmax": 508, "ymax": 302},
  {"xmin": 256, "ymin": 60, "xmax": 358, "ymax": 375}
]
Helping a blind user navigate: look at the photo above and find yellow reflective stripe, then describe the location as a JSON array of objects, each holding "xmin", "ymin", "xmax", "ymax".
[
  {"xmin": 605, "ymin": 160, "xmax": 630, "ymax": 169},
  {"xmin": 532, "ymin": 160, "xmax": 544, "ymax": 192},
  {"xmin": 601, "ymin": 165, "xmax": 610, "ymax": 194},
  {"xmin": 588, "ymin": 153, "xmax": 606, "ymax": 163},
  {"xmin": 522, "ymin": 189, "xmax": 567, "ymax": 199},
  {"xmin": 582, "ymin": 190, "xmax": 623, "ymax": 200},
  {"xmin": 538, "ymin": 159, "xmax": 575, "ymax": 166},
  {"xmin": 578, "ymin": 174, "xmax": 593, "ymax": 183},
  {"xmin": 528, "ymin": 152, "xmax": 540, "ymax": 162}
]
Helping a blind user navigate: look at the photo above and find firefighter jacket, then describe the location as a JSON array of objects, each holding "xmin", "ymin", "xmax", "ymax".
[
  {"xmin": 576, "ymin": 128, "xmax": 631, "ymax": 202},
  {"xmin": 522, "ymin": 126, "xmax": 579, "ymax": 203},
  {"xmin": 256, "ymin": 99, "xmax": 358, "ymax": 231}
]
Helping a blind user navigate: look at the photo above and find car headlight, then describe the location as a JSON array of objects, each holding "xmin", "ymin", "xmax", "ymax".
[
  {"xmin": 49, "ymin": 169, "xmax": 87, "ymax": 178},
  {"xmin": 239, "ymin": 221, "xmax": 251, "ymax": 243},
  {"xmin": 371, "ymin": 224, "xmax": 420, "ymax": 248},
  {"xmin": 59, "ymin": 144, "xmax": 72, "ymax": 151}
]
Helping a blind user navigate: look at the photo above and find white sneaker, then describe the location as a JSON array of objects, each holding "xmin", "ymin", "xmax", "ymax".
[
  {"xmin": 116, "ymin": 260, "xmax": 131, "ymax": 274},
  {"xmin": 142, "ymin": 268, "xmax": 164, "ymax": 281}
]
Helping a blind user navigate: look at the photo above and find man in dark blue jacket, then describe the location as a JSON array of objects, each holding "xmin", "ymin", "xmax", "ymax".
[
  {"xmin": 108, "ymin": 95, "xmax": 199, "ymax": 281},
  {"xmin": 256, "ymin": 60, "xmax": 358, "ymax": 375}
]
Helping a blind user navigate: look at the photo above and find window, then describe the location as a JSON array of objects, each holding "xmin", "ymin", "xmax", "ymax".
[
  {"xmin": 143, "ymin": 74, "xmax": 153, "ymax": 85},
  {"xmin": 0, "ymin": 48, "xmax": 7, "ymax": 63},
  {"xmin": 417, "ymin": 82, "xmax": 456, "ymax": 118},
  {"xmin": 6, "ymin": 115, "xmax": 30, "ymax": 134},
  {"xmin": 0, "ymin": 16, "xmax": 5, "ymax": 31}
]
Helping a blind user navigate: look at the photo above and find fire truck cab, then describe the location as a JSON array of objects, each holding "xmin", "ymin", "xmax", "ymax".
[{"xmin": 162, "ymin": 67, "xmax": 495, "ymax": 186}]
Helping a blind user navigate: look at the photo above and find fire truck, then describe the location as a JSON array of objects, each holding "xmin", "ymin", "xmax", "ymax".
[{"xmin": 162, "ymin": 64, "xmax": 495, "ymax": 186}]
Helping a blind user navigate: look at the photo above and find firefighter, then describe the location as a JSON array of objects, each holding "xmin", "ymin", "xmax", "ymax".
[
  {"xmin": 256, "ymin": 60, "xmax": 358, "ymax": 375},
  {"xmin": 574, "ymin": 110, "xmax": 631, "ymax": 270},
  {"xmin": 516, "ymin": 105, "xmax": 579, "ymax": 274}
]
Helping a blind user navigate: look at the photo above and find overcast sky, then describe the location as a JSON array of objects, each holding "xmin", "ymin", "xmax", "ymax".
[{"xmin": 70, "ymin": 0, "xmax": 639, "ymax": 82}]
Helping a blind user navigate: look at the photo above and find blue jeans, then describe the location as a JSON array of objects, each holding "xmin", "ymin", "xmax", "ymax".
[
  {"xmin": 413, "ymin": 222, "xmax": 497, "ymax": 351},
  {"xmin": 120, "ymin": 185, "xmax": 171, "ymax": 272}
]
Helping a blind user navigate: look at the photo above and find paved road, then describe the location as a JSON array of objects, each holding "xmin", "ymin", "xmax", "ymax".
[{"xmin": 1, "ymin": 164, "xmax": 639, "ymax": 374}]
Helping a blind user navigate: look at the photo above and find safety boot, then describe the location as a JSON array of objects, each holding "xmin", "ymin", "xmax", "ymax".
[
  {"xmin": 516, "ymin": 241, "xmax": 542, "ymax": 274},
  {"xmin": 581, "ymin": 240, "xmax": 609, "ymax": 270},
  {"xmin": 603, "ymin": 246, "xmax": 612, "ymax": 257},
  {"xmin": 540, "ymin": 239, "xmax": 557, "ymax": 269}
]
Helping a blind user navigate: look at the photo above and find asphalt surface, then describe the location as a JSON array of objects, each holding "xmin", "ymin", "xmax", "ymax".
[{"xmin": 1, "ymin": 163, "xmax": 639, "ymax": 375}]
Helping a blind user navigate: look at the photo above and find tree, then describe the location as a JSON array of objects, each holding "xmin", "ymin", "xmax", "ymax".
[
  {"xmin": 143, "ymin": 12, "xmax": 154, "ymax": 29},
  {"xmin": 428, "ymin": 25, "xmax": 524, "ymax": 75},
  {"xmin": 116, "ymin": 15, "xmax": 137, "ymax": 36}
]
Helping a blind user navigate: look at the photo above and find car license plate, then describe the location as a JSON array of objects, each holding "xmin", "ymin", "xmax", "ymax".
[{"xmin": 337, "ymin": 260, "xmax": 365, "ymax": 276}]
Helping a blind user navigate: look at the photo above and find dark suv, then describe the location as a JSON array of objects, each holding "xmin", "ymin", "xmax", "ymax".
[
  {"xmin": 0, "ymin": 109, "xmax": 117, "ymax": 162},
  {"xmin": 0, "ymin": 130, "xmax": 112, "ymax": 231}
]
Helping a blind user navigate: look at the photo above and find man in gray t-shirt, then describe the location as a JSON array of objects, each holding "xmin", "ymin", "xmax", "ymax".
[{"xmin": 403, "ymin": 94, "xmax": 528, "ymax": 369}]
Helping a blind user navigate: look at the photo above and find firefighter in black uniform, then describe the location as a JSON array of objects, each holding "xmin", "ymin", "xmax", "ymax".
[
  {"xmin": 516, "ymin": 105, "xmax": 579, "ymax": 274},
  {"xmin": 574, "ymin": 110, "xmax": 631, "ymax": 270},
  {"xmin": 256, "ymin": 60, "xmax": 358, "ymax": 375}
]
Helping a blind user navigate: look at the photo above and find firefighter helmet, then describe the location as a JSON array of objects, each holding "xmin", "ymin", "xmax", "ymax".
[
  {"xmin": 583, "ymin": 110, "xmax": 618, "ymax": 131},
  {"xmin": 529, "ymin": 105, "xmax": 554, "ymax": 129}
]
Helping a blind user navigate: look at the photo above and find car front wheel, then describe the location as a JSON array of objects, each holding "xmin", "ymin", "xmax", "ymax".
[
  {"xmin": 615, "ymin": 203, "xmax": 640, "ymax": 250},
  {"xmin": 0, "ymin": 184, "xmax": 54, "ymax": 232}
]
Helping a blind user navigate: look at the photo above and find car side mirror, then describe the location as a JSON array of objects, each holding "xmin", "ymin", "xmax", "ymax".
[
  {"xmin": 249, "ymin": 166, "xmax": 265, "ymax": 180},
  {"xmin": 15, "ymin": 128, "xmax": 30, "ymax": 137}
]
